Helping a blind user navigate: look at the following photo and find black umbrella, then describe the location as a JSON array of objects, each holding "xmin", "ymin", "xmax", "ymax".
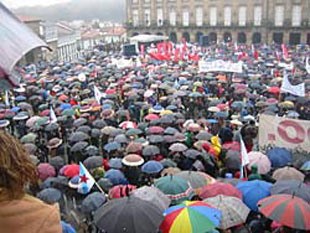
[
  {"xmin": 91, "ymin": 128, "xmax": 101, "ymax": 138},
  {"xmin": 71, "ymin": 141, "xmax": 88, "ymax": 153},
  {"xmin": 149, "ymin": 135, "xmax": 164, "ymax": 144},
  {"xmin": 69, "ymin": 132, "xmax": 89, "ymax": 143},
  {"xmin": 37, "ymin": 188, "xmax": 62, "ymax": 204},
  {"xmin": 81, "ymin": 192, "xmax": 107, "ymax": 215},
  {"xmin": 184, "ymin": 149, "xmax": 202, "ymax": 160},
  {"xmin": 164, "ymin": 127, "xmax": 179, "ymax": 135},
  {"xmin": 160, "ymin": 116, "xmax": 174, "ymax": 125},
  {"xmin": 94, "ymin": 196, "xmax": 163, "ymax": 233},
  {"xmin": 160, "ymin": 159, "xmax": 177, "ymax": 168},
  {"xmin": 84, "ymin": 145, "xmax": 99, "ymax": 156},
  {"xmin": 84, "ymin": 156, "xmax": 102, "ymax": 169},
  {"xmin": 45, "ymin": 123, "xmax": 59, "ymax": 132},
  {"xmin": 92, "ymin": 119, "xmax": 107, "ymax": 129},
  {"xmin": 195, "ymin": 131, "xmax": 212, "ymax": 141},
  {"xmin": 225, "ymin": 151, "xmax": 241, "ymax": 170},
  {"xmin": 73, "ymin": 118, "xmax": 87, "ymax": 127},
  {"xmin": 49, "ymin": 156, "xmax": 65, "ymax": 170},
  {"xmin": 114, "ymin": 134, "xmax": 128, "ymax": 144},
  {"xmin": 77, "ymin": 125, "xmax": 92, "ymax": 134},
  {"xmin": 142, "ymin": 145, "xmax": 160, "ymax": 156},
  {"xmin": 23, "ymin": 143, "xmax": 37, "ymax": 154}
]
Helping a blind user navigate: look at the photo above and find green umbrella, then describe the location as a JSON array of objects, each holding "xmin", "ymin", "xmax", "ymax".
[
  {"xmin": 35, "ymin": 117, "xmax": 50, "ymax": 126},
  {"xmin": 176, "ymin": 171, "xmax": 208, "ymax": 189},
  {"xmin": 38, "ymin": 104, "xmax": 49, "ymax": 111},
  {"xmin": 62, "ymin": 109, "xmax": 75, "ymax": 116},
  {"xmin": 126, "ymin": 128, "xmax": 143, "ymax": 136},
  {"xmin": 20, "ymin": 133, "xmax": 37, "ymax": 144},
  {"xmin": 154, "ymin": 176, "xmax": 195, "ymax": 205},
  {"xmin": 189, "ymin": 92, "xmax": 203, "ymax": 98}
]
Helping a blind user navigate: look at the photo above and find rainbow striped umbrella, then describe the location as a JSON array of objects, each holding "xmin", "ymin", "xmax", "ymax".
[
  {"xmin": 160, "ymin": 201, "xmax": 222, "ymax": 233},
  {"xmin": 258, "ymin": 194, "xmax": 310, "ymax": 230}
]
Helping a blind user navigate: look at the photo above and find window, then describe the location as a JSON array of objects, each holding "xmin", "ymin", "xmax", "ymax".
[
  {"xmin": 210, "ymin": 7, "xmax": 217, "ymax": 26},
  {"xmin": 133, "ymin": 10, "xmax": 139, "ymax": 26},
  {"xmin": 224, "ymin": 6, "xmax": 231, "ymax": 26},
  {"xmin": 183, "ymin": 9, "xmax": 189, "ymax": 26},
  {"xmin": 144, "ymin": 9, "xmax": 151, "ymax": 26},
  {"xmin": 132, "ymin": 0, "xmax": 138, "ymax": 3},
  {"xmin": 292, "ymin": 5, "xmax": 301, "ymax": 26},
  {"xmin": 169, "ymin": 10, "xmax": 176, "ymax": 26},
  {"xmin": 196, "ymin": 7, "xmax": 203, "ymax": 26},
  {"xmin": 275, "ymin": 5, "xmax": 284, "ymax": 26},
  {"xmin": 254, "ymin": 6, "xmax": 262, "ymax": 26},
  {"xmin": 157, "ymin": 8, "xmax": 163, "ymax": 26},
  {"xmin": 239, "ymin": 6, "xmax": 247, "ymax": 26},
  {"xmin": 145, "ymin": 0, "xmax": 150, "ymax": 2}
]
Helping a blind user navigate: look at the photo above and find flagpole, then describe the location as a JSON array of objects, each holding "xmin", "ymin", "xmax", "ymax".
[{"xmin": 94, "ymin": 180, "xmax": 106, "ymax": 195}]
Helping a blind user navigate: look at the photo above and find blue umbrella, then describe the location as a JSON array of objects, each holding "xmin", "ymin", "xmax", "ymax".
[
  {"xmin": 207, "ymin": 119, "xmax": 218, "ymax": 124},
  {"xmin": 104, "ymin": 142, "xmax": 121, "ymax": 152},
  {"xmin": 60, "ymin": 103, "xmax": 72, "ymax": 110},
  {"xmin": 109, "ymin": 158, "xmax": 123, "ymax": 169},
  {"xmin": 141, "ymin": 160, "xmax": 164, "ymax": 174},
  {"xmin": 15, "ymin": 95, "xmax": 27, "ymax": 101},
  {"xmin": 37, "ymin": 188, "xmax": 62, "ymax": 204},
  {"xmin": 301, "ymin": 161, "xmax": 310, "ymax": 171},
  {"xmin": 104, "ymin": 169, "xmax": 127, "ymax": 185},
  {"xmin": 236, "ymin": 180, "xmax": 272, "ymax": 212},
  {"xmin": 267, "ymin": 147, "xmax": 292, "ymax": 168},
  {"xmin": 81, "ymin": 192, "xmax": 107, "ymax": 214},
  {"xmin": 103, "ymin": 104, "xmax": 112, "ymax": 110},
  {"xmin": 215, "ymin": 111, "xmax": 228, "ymax": 119},
  {"xmin": 10, "ymin": 106, "xmax": 20, "ymax": 112}
]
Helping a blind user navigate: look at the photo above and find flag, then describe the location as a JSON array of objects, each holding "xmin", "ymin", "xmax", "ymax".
[
  {"xmin": 94, "ymin": 85, "xmax": 104, "ymax": 104},
  {"xmin": 78, "ymin": 162, "xmax": 95, "ymax": 194},
  {"xmin": 174, "ymin": 48, "xmax": 180, "ymax": 62},
  {"xmin": 275, "ymin": 51, "xmax": 281, "ymax": 63},
  {"xmin": 5, "ymin": 90, "xmax": 10, "ymax": 106},
  {"xmin": 282, "ymin": 44, "xmax": 289, "ymax": 60},
  {"xmin": 306, "ymin": 57, "xmax": 310, "ymax": 74},
  {"xmin": 50, "ymin": 106, "xmax": 57, "ymax": 123},
  {"xmin": 254, "ymin": 50, "xmax": 258, "ymax": 60},
  {"xmin": 234, "ymin": 42, "xmax": 238, "ymax": 51},
  {"xmin": 140, "ymin": 44, "xmax": 145, "ymax": 57},
  {"xmin": 240, "ymin": 136, "xmax": 249, "ymax": 179},
  {"xmin": 281, "ymin": 72, "xmax": 305, "ymax": 97}
]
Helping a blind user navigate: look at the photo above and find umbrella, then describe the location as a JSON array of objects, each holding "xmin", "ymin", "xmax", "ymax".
[
  {"xmin": 18, "ymin": 102, "xmax": 32, "ymax": 110},
  {"xmin": 92, "ymin": 119, "xmax": 106, "ymax": 129},
  {"xmin": 119, "ymin": 121, "xmax": 138, "ymax": 129},
  {"xmin": 77, "ymin": 125, "xmax": 91, "ymax": 134},
  {"xmin": 114, "ymin": 134, "xmax": 128, "ymax": 144},
  {"xmin": 63, "ymin": 164, "xmax": 79, "ymax": 178},
  {"xmin": 164, "ymin": 127, "xmax": 179, "ymax": 135},
  {"xmin": 176, "ymin": 171, "xmax": 209, "ymax": 189},
  {"xmin": 301, "ymin": 161, "xmax": 310, "ymax": 171},
  {"xmin": 20, "ymin": 133, "xmax": 37, "ymax": 144},
  {"xmin": 83, "ymin": 156, "xmax": 102, "ymax": 169},
  {"xmin": 204, "ymin": 195, "xmax": 250, "ymax": 230},
  {"xmin": 160, "ymin": 201, "xmax": 221, "ymax": 233},
  {"xmin": 169, "ymin": 143, "xmax": 187, "ymax": 152},
  {"xmin": 236, "ymin": 180, "xmax": 272, "ymax": 212},
  {"xmin": 49, "ymin": 156, "xmax": 65, "ymax": 170},
  {"xmin": 104, "ymin": 169, "xmax": 127, "ymax": 185},
  {"xmin": 132, "ymin": 186, "xmax": 171, "ymax": 211},
  {"xmin": 26, "ymin": 116, "xmax": 40, "ymax": 128},
  {"xmin": 272, "ymin": 166, "xmax": 305, "ymax": 182},
  {"xmin": 247, "ymin": 151, "xmax": 271, "ymax": 175},
  {"xmin": 62, "ymin": 108, "xmax": 75, "ymax": 116},
  {"xmin": 23, "ymin": 143, "xmax": 37, "ymax": 154},
  {"xmin": 126, "ymin": 128, "xmax": 143, "ymax": 136},
  {"xmin": 199, "ymin": 182, "xmax": 242, "ymax": 200},
  {"xmin": 184, "ymin": 149, "xmax": 201, "ymax": 160},
  {"xmin": 81, "ymin": 192, "xmax": 107, "ymax": 215},
  {"xmin": 45, "ymin": 123, "xmax": 59, "ymax": 132},
  {"xmin": 122, "ymin": 154, "xmax": 144, "ymax": 167},
  {"xmin": 37, "ymin": 188, "xmax": 62, "ymax": 204},
  {"xmin": 160, "ymin": 116, "xmax": 174, "ymax": 125},
  {"xmin": 142, "ymin": 145, "xmax": 160, "ymax": 156},
  {"xmin": 195, "ymin": 131, "xmax": 212, "ymax": 141},
  {"xmin": 91, "ymin": 128, "xmax": 101, "ymax": 138},
  {"xmin": 94, "ymin": 196, "xmax": 164, "ymax": 233},
  {"xmin": 73, "ymin": 118, "xmax": 87, "ymax": 127},
  {"xmin": 108, "ymin": 184, "xmax": 137, "ymax": 199},
  {"xmin": 258, "ymin": 194, "xmax": 310, "ymax": 230},
  {"xmin": 69, "ymin": 132, "xmax": 89, "ymax": 143},
  {"xmin": 126, "ymin": 142, "xmax": 143, "ymax": 153},
  {"xmin": 71, "ymin": 141, "xmax": 88, "ymax": 153},
  {"xmin": 225, "ymin": 151, "xmax": 241, "ymax": 170},
  {"xmin": 145, "ymin": 114, "xmax": 160, "ymax": 120},
  {"xmin": 271, "ymin": 180, "xmax": 310, "ymax": 203},
  {"xmin": 109, "ymin": 158, "xmax": 123, "ymax": 169},
  {"xmin": 149, "ymin": 135, "xmax": 164, "ymax": 144},
  {"xmin": 268, "ymin": 86, "xmax": 280, "ymax": 94},
  {"xmin": 104, "ymin": 142, "xmax": 121, "ymax": 152},
  {"xmin": 160, "ymin": 159, "xmax": 177, "ymax": 168},
  {"xmin": 141, "ymin": 160, "xmax": 164, "ymax": 174},
  {"xmin": 38, "ymin": 163, "xmax": 56, "ymax": 180},
  {"xmin": 267, "ymin": 147, "xmax": 292, "ymax": 168},
  {"xmin": 187, "ymin": 123, "xmax": 201, "ymax": 132},
  {"xmin": 84, "ymin": 145, "xmax": 99, "ymax": 156},
  {"xmin": 102, "ymin": 126, "xmax": 117, "ymax": 135},
  {"xmin": 154, "ymin": 176, "xmax": 195, "ymax": 205},
  {"xmin": 148, "ymin": 126, "xmax": 164, "ymax": 134}
]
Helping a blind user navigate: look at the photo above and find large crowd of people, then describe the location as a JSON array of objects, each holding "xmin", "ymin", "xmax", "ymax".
[{"xmin": 1, "ymin": 41, "xmax": 310, "ymax": 233}]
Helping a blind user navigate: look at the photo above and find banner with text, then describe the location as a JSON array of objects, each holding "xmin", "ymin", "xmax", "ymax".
[
  {"xmin": 259, "ymin": 114, "xmax": 310, "ymax": 151},
  {"xmin": 199, "ymin": 60, "xmax": 243, "ymax": 73}
]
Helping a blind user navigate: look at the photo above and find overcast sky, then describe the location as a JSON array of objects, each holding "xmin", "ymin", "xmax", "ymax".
[{"xmin": 2, "ymin": 0, "xmax": 70, "ymax": 8}]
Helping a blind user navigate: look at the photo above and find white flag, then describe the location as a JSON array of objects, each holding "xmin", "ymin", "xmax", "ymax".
[
  {"xmin": 50, "ymin": 106, "xmax": 57, "ymax": 123},
  {"xmin": 78, "ymin": 162, "xmax": 95, "ymax": 194},
  {"xmin": 240, "ymin": 137, "xmax": 249, "ymax": 167},
  {"xmin": 5, "ymin": 90, "xmax": 10, "ymax": 107},
  {"xmin": 94, "ymin": 85, "xmax": 104, "ymax": 104},
  {"xmin": 281, "ymin": 72, "xmax": 305, "ymax": 97}
]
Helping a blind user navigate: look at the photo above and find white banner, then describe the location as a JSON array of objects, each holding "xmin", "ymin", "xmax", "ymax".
[
  {"xmin": 306, "ymin": 57, "xmax": 310, "ymax": 74},
  {"xmin": 280, "ymin": 73, "xmax": 305, "ymax": 97},
  {"xmin": 259, "ymin": 115, "xmax": 310, "ymax": 151},
  {"xmin": 111, "ymin": 58, "xmax": 134, "ymax": 69},
  {"xmin": 199, "ymin": 60, "xmax": 243, "ymax": 73}
]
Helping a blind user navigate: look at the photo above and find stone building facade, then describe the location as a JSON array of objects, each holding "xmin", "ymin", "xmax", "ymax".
[{"xmin": 126, "ymin": 0, "xmax": 310, "ymax": 45}]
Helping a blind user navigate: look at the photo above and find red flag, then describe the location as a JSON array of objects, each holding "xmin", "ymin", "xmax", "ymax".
[
  {"xmin": 192, "ymin": 53, "xmax": 199, "ymax": 62},
  {"xmin": 163, "ymin": 42, "xmax": 168, "ymax": 55},
  {"xmin": 254, "ymin": 50, "xmax": 258, "ymax": 60},
  {"xmin": 157, "ymin": 43, "xmax": 163, "ymax": 55},
  {"xmin": 140, "ymin": 44, "xmax": 145, "ymax": 57},
  {"xmin": 174, "ymin": 48, "xmax": 180, "ymax": 62},
  {"xmin": 282, "ymin": 44, "xmax": 289, "ymax": 60},
  {"xmin": 180, "ymin": 50, "xmax": 185, "ymax": 61},
  {"xmin": 183, "ymin": 38, "xmax": 187, "ymax": 53},
  {"xmin": 276, "ymin": 51, "xmax": 281, "ymax": 63}
]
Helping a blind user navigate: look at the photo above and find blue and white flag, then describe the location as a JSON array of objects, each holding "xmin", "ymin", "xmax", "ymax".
[
  {"xmin": 78, "ymin": 162, "xmax": 95, "ymax": 194},
  {"xmin": 50, "ymin": 106, "xmax": 57, "ymax": 123},
  {"xmin": 5, "ymin": 90, "xmax": 10, "ymax": 106},
  {"xmin": 240, "ymin": 136, "xmax": 250, "ymax": 179},
  {"xmin": 94, "ymin": 85, "xmax": 105, "ymax": 104}
]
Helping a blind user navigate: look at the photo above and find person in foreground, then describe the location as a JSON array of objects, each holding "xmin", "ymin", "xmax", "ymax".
[{"xmin": 0, "ymin": 131, "xmax": 62, "ymax": 233}]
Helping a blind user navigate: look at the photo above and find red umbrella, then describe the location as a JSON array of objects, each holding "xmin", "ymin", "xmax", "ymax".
[
  {"xmin": 108, "ymin": 184, "xmax": 137, "ymax": 199},
  {"xmin": 145, "ymin": 114, "xmax": 159, "ymax": 120},
  {"xmin": 58, "ymin": 94, "xmax": 69, "ymax": 101},
  {"xmin": 199, "ymin": 182, "xmax": 242, "ymax": 200},
  {"xmin": 217, "ymin": 104, "xmax": 228, "ymax": 111},
  {"xmin": 126, "ymin": 142, "xmax": 143, "ymax": 153},
  {"xmin": 37, "ymin": 163, "xmax": 56, "ymax": 180},
  {"xmin": 258, "ymin": 194, "xmax": 310, "ymax": 230},
  {"xmin": 40, "ymin": 109, "xmax": 50, "ymax": 117},
  {"xmin": 63, "ymin": 164, "xmax": 80, "ymax": 178},
  {"xmin": 222, "ymin": 141, "xmax": 241, "ymax": 152},
  {"xmin": 149, "ymin": 126, "xmax": 164, "ymax": 134},
  {"xmin": 105, "ymin": 89, "xmax": 116, "ymax": 95},
  {"xmin": 268, "ymin": 87, "xmax": 280, "ymax": 94}
]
